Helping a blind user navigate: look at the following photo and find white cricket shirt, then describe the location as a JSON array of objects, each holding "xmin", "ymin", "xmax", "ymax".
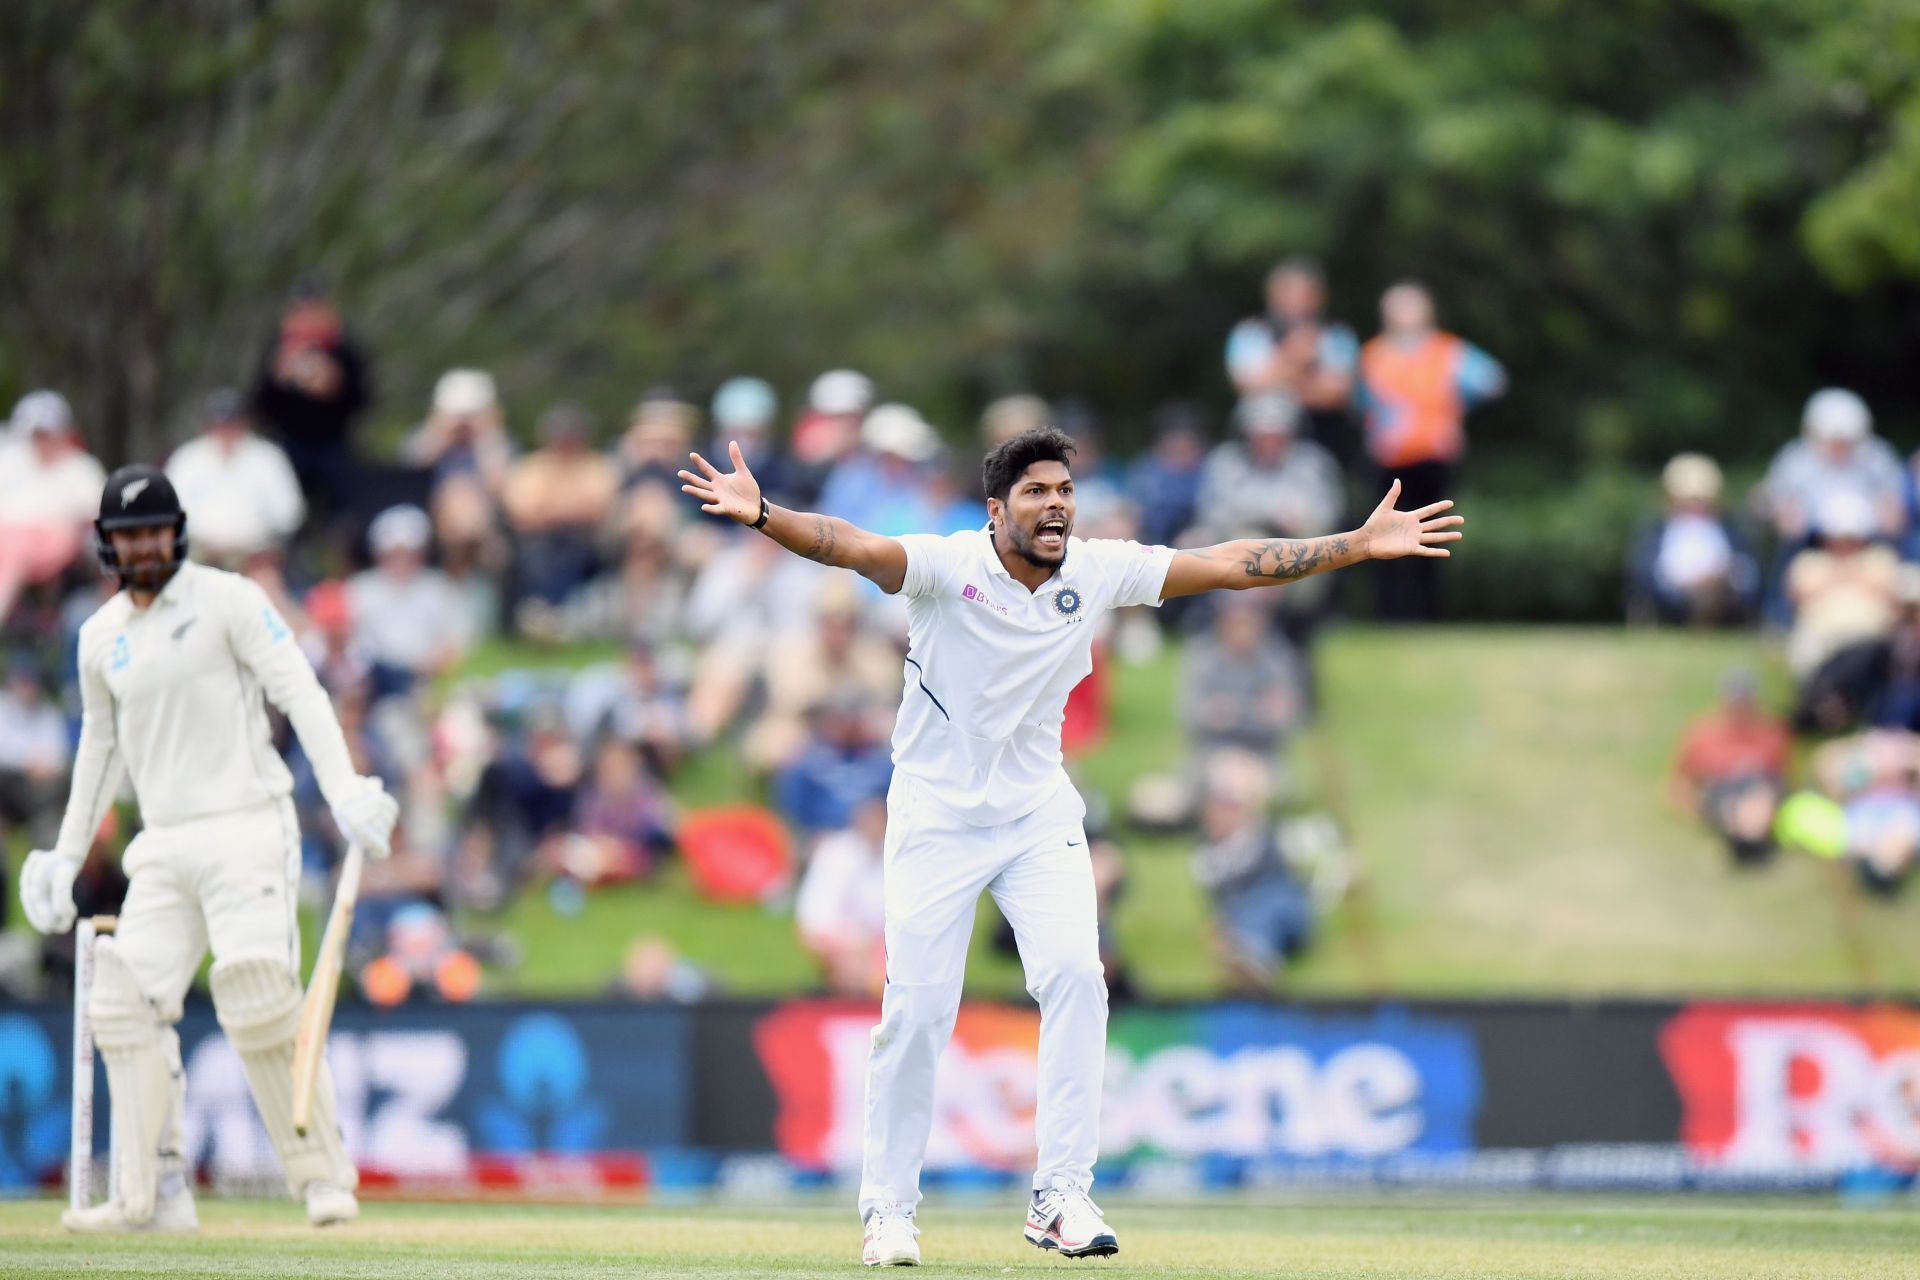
[
  {"xmin": 890, "ymin": 528, "xmax": 1175, "ymax": 826},
  {"xmin": 53, "ymin": 561, "xmax": 359, "ymax": 859}
]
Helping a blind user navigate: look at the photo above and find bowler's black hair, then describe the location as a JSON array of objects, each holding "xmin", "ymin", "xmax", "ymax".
[{"xmin": 982, "ymin": 427, "xmax": 1076, "ymax": 505}]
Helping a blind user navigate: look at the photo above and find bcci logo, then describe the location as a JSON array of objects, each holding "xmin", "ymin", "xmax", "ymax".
[{"xmin": 1051, "ymin": 587, "xmax": 1083, "ymax": 617}]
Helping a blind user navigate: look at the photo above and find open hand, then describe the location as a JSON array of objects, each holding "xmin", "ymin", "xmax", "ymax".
[
  {"xmin": 678, "ymin": 441, "xmax": 763, "ymax": 525},
  {"xmin": 1362, "ymin": 479, "xmax": 1464, "ymax": 560}
]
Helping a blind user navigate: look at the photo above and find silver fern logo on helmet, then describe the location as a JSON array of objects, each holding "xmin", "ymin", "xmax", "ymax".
[{"xmin": 120, "ymin": 478, "xmax": 151, "ymax": 507}]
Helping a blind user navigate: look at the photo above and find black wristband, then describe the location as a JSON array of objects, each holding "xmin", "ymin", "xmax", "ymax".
[{"xmin": 750, "ymin": 495, "xmax": 772, "ymax": 530}]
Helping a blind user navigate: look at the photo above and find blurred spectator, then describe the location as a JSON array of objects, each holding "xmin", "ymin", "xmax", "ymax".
[
  {"xmin": 924, "ymin": 456, "xmax": 990, "ymax": 534},
  {"xmin": 619, "ymin": 389, "xmax": 699, "ymax": 499},
  {"xmin": 0, "ymin": 391, "xmax": 107, "ymax": 627},
  {"xmin": 542, "ymin": 735, "xmax": 674, "ymax": 888},
  {"xmin": 1759, "ymin": 389, "xmax": 1904, "ymax": 545},
  {"xmin": 981, "ymin": 394, "xmax": 1050, "ymax": 451},
  {"xmin": 1625, "ymin": 454, "xmax": 1761, "ymax": 626},
  {"xmin": 743, "ymin": 577, "xmax": 901, "ymax": 771},
  {"xmin": 1869, "ymin": 569, "xmax": 1920, "ymax": 732},
  {"xmin": 0, "ymin": 654, "xmax": 67, "ymax": 850},
  {"xmin": 774, "ymin": 694, "xmax": 894, "ymax": 842},
  {"xmin": 250, "ymin": 275, "xmax": 372, "ymax": 517},
  {"xmin": 709, "ymin": 376, "xmax": 793, "ymax": 504},
  {"xmin": 165, "ymin": 388, "xmax": 306, "ymax": 567},
  {"xmin": 1226, "ymin": 256, "xmax": 1359, "ymax": 440},
  {"xmin": 1811, "ymin": 729, "xmax": 1920, "ymax": 896},
  {"xmin": 794, "ymin": 796, "xmax": 888, "ymax": 995},
  {"xmin": 1786, "ymin": 492, "xmax": 1900, "ymax": 728},
  {"xmin": 790, "ymin": 370, "xmax": 874, "ymax": 503},
  {"xmin": 358, "ymin": 903, "xmax": 482, "ymax": 1006},
  {"xmin": 1196, "ymin": 392, "xmax": 1343, "ymax": 645},
  {"xmin": 566, "ymin": 638, "xmax": 691, "ymax": 777},
  {"xmin": 429, "ymin": 474, "xmax": 509, "ymax": 639},
  {"xmin": 1191, "ymin": 748, "xmax": 1315, "ymax": 990},
  {"xmin": 347, "ymin": 505, "xmax": 473, "ymax": 700},
  {"xmin": 455, "ymin": 705, "xmax": 584, "ymax": 909},
  {"xmin": 611, "ymin": 935, "xmax": 717, "ymax": 1002},
  {"xmin": 503, "ymin": 403, "xmax": 619, "ymax": 614},
  {"xmin": 1181, "ymin": 593, "xmax": 1307, "ymax": 760},
  {"xmin": 818, "ymin": 404, "xmax": 941, "ymax": 536},
  {"xmin": 1127, "ymin": 403, "xmax": 1208, "ymax": 548},
  {"xmin": 682, "ymin": 534, "xmax": 827, "ymax": 742},
  {"xmin": 1359, "ymin": 281, "xmax": 1506, "ymax": 620},
  {"xmin": 548, "ymin": 484, "xmax": 690, "ymax": 645},
  {"xmin": 1669, "ymin": 670, "xmax": 1791, "ymax": 866},
  {"xmin": 403, "ymin": 368, "xmax": 514, "ymax": 498}
]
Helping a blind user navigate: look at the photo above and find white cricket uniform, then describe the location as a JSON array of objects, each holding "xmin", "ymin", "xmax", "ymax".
[
  {"xmin": 859, "ymin": 528, "xmax": 1174, "ymax": 1220},
  {"xmin": 56, "ymin": 560, "xmax": 360, "ymax": 1009}
]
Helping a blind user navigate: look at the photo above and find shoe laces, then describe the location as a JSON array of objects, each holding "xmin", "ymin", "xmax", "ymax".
[{"xmin": 868, "ymin": 1208, "xmax": 919, "ymax": 1238}]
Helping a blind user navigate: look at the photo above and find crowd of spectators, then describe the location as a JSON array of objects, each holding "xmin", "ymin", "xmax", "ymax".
[
  {"xmin": 1659, "ymin": 388, "xmax": 1920, "ymax": 895},
  {"xmin": 0, "ymin": 262, "xmax": 1502, "ymax": 998}
]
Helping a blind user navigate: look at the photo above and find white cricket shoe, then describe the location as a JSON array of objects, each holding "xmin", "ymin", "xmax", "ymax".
[
  {"xmin": 305, "ymin": 1180, "xmax": 360, "ymax": 1227},
  {"xmin": 862, "ymin": 1208, "xmax": 921, "ymax": 1266},
  {"xmin": 61, "ymin": 1183, "xmax": 198, "ymax": 1234},
  {"xmin": 1024, "ymin": 1179, "xmax": 1118, "ymax": 1258}
]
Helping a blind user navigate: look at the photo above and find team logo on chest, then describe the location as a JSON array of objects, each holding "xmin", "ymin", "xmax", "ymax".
[{"xmin": 1051, "ymin": 586, "xmax": 1083, "ymax": 617}]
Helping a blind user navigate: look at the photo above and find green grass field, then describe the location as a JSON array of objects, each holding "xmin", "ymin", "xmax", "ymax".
[{"xmin": 2, "ymin": 1196, "xmax": 1916, "ymax": 1278}]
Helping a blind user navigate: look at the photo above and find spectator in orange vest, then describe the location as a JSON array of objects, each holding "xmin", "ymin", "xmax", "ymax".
[{"xmin": 1358, "ymin": 281, "xmax": 1505, "ymax": 620}]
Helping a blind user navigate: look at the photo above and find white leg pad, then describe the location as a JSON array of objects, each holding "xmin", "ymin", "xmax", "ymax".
[
  {"xmin": 89, "ymin": 942, "xmax": 179, "ymax": 1225},
  {"xmin": 209, "ymin": 956, "xmax": 357, "ymax": 1196}
]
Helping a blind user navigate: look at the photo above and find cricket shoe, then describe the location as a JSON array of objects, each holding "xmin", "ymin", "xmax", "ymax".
[
  {"xmin": 62, "ymin": 1182, "xmax": 198, "ymax": 1234},
  {"xmin": 305, "ymin": 1180, "xmax": 360, "ymax": 1227},
  {"xmin": 1024, "ymin": 1179, "xmax": 1118, "ymax": 1258},
  {"xmin": 862, "ymin": 1207, "xmax": 921, "ymax": 1266}
]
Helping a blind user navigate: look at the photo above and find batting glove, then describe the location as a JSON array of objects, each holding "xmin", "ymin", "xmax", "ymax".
[
  {"xmin": 20, "ymin": 849, "xmax": 81, "ymax": 935},
  {"xmin": 329, "ymin": 775, "xmax": 400, "ymax": 859}
]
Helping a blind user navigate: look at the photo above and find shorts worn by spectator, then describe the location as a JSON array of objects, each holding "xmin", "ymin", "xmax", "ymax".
[
  {"xmin": 165, "ymin": 388, "xmax": 307, "ymax": 566},
  {"xmin": 0, "ymin": 391, "xmax": 107, "ymax": 627},
  {"xmin": 1670, "ymin": 669, "xmax": 1791, "ymax": 865},
  {"xmin": 1191, "ymin": 749, "xmax": 1316, "ymax": 989},
  {"xmin": 794, "ymin": 796, "xmax": 888, "ymax": 994},
  {"xmin": 1626, "ymin": 454, "xmax": 1761, "ymax": 626}
]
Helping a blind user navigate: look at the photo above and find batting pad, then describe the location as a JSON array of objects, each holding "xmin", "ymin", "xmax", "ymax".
[
  {"xmin": 209, "ymin": 956, "xmax": 357, "ymax": 1195},
  {"xmin": 90, "ymin": 941, "xmax": 178, "ymax": 1223}
]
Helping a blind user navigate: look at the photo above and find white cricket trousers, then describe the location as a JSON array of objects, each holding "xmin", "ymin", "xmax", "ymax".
[
  {"xmin": 857, "ymin": 774, "xmax": 1107, "ymax": 1220},
  {"xmin": 114, "ymin": 798, "xmax": 302, "ymax": 1017}
]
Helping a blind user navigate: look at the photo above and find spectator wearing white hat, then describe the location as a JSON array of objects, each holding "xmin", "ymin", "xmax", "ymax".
[
  {"xmin": 346, "ymin": 504, "xmax": 473, "ymax": 700},
  {"xmin": 165, "ymin": 389, "xmax": 307, "ymax": 568},
  {"xmin": 788, "ymin": 369, "xmax": 873, "ymax": 503},
  {"xmin": 0, "ymin": 391, "xmax": 107, "ymax": 626},
  {"xmin": 1760, "ymin": 389, "xmax": 1904, "ymax": 545},
  {"xmin": 707, "ymin": 377, "xmax": 793, "ymax": 505},
  {"xmin": 1625, "ymin": 453, "xmax": 1761, "ymax": 625},
  {"xmin": 817, "ymin": 403, "xmax": 941, "ymax": 537},
  {"xmin": 402, "ymin": 368, "xmax": 514, "ymax": 497}
]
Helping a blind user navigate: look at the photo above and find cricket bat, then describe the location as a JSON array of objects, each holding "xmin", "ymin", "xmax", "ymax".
[{"xmin": 292, "ymin": 842, "xmax": 363, "ymax": 1136}]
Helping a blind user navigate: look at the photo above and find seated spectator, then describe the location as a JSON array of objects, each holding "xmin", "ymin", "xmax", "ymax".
[
  {"xmin": 980, "ymin": 393, "xmax": 1050, "ymax": 450},
  {"xmin": 429, "ymin": 473, "xmax": 509, "ymax": 639},
  {"xmin": 682, "ymin": 533, "xmax": 827, "ymax": 742},
  {"xmin": 567, "ymin": 638, "xmax": 692, "ymax": 778},
  {"xmin": 1128, "ymin": 403, "xmax": 1208, "ymax": 548},
  {"xmin": 1869, "ymin": 569, "xmax": 1920, "ymax": 731},
  {"xmin": 708, "ymin": 376, "xmax": 794, "ymax": 505},
  {"xmin": 743, "ymin": 576, "xmax": 901, "ymax": 771},
  {"xmin": 358, "ymin": 903, "xmax": 482, "ymax": 1006},
  {"xmin": 1787, "ymin": 492, "xmax": 1901, "ymax": 728},
  {"xmin": 0, "ymin": 391, "xmax": 107, "ymax": 627},
  {"xmin": 544, "ymin": 735, "xmax": 674, "ymax": 887},
  {"xmin": 1226, "ymin": 256, "xmax": 1359, "ymax": 440},
  {"xmin": 347, "ymin": 505, "xmax": 473, "ymax": 700},
  {"xmin": 402, "ymin": 368, "xmax": 514, "ymax": 497},
  {"xmin": 1196, "ymin": 392, "xmax": 1343, "ymax": 643},
  {"xmin": 164, "ymin": 388, "xmax": 306, "ymax": 567},
  {"xmin": 610, "ymin": 935, "xmax": 718, "ymax": 1002},
  {"xmin": 774, "ymin": 694, "xmax": 894, "ymax": 843},
  {"xmin": 547, "ymin": 483, "xmax": 691, "ymax": 645},
  {"xmin": 1811, "ymin": 729, "xmax": 1920, "ymax": 896},
  {"xmin": 1626, "ymin": 454, "xmax": 1761, "ymax": 626},
  {"xmin": 794, "ymin": 796, "xmax": 888, "ymax": 995},
  {"xmin": 1759, "ymin": 388, "xmax": 1904, "ymax": 547},
  {"xmin": 1180, "ymin": 593, "xmax": 1307, "ymax": 761},
  {"xmin": 789, "ymin": 369, "xmax": 874, "ymax": 503},
  {"xmin": 619, "ymin": 390, "xmax": 698, "ymax": 500},
  {"xmin": 817, "ymin": 403, "xmax": 941, "ymax": 536},
  {"xmin": 1191, "ymin": 748, "xmax": 1316, "ymax": 990},
  {"xmin": 503, "ymin": 403, "xmax": 619, "ymax": 614},
  {"xmin": 298, "ymin": 581, "xmax": 372, "ymax": 697},
  {"xmin": 454, "ymin": 704, "xmax": 585, "ymax": 909},
  {"xmin": 0, "ymin": 654, "xmax": 67, "ymax": 850},
  {"xmin": 1669, "ymin": 669, "xmax": 1792, "ymax": 866}
]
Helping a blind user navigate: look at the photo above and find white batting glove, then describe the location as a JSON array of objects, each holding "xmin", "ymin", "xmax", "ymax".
[
  {"xmin": 20, "ymin": 849, "xmax": 81, "ymax": 935},
  {"xmin": 329, "ymin": 775, "xmax": 400, "ymax": 859}
]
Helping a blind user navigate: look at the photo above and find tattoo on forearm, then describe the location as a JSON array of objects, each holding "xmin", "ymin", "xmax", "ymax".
[
  {"xmin": 800, "ymin": 516, "xmax": 838, "ymax": 563},
  {"xmin": 1239, "ymin": 535, "xmax": 1350, "ymax": 581}
]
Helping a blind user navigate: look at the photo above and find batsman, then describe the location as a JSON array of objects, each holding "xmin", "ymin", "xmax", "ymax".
[{"xmin": 20, "ymin": 464, "xmax": 398, "ymax": 1232}]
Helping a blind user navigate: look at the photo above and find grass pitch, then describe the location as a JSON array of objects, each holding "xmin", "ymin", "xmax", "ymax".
[{"xmin": 2, "ymin": 1194, "xmax": 1916, "ymax": 1279}]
